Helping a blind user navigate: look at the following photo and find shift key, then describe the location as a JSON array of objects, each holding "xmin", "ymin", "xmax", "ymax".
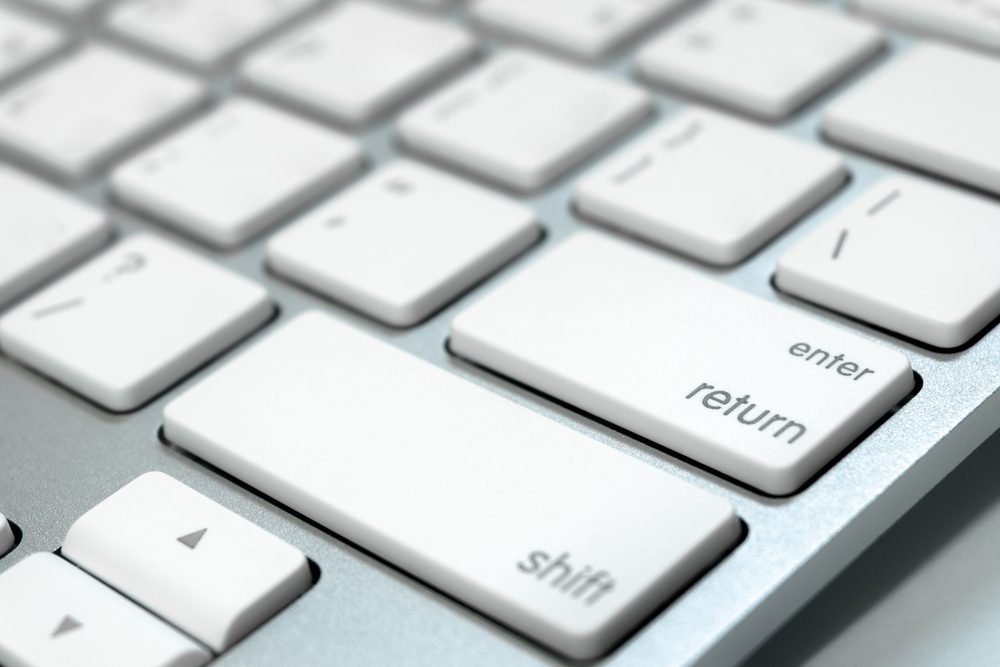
[
  {"xmin": 164, "ymin": 311, "xmax": 739, "ymax": 660},
  {"xmin": 450, "ymin": 232, "xmax": 914, "ymax": 495}
]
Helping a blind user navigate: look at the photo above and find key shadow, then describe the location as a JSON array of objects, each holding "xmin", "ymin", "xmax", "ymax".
[{"xmin": 741, "ymin": 426, "xmax": 1000, "ymax": 666}]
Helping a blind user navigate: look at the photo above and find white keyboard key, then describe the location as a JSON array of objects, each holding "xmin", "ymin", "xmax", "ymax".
[
  {"xmin": 164, "ymin": 311, "xmax": 740, "ymax": 660},
  {"xmin": 63, "ymin": 472, "xmax": 310, "ymax": 653},
  {"xmin": 853, "ymin": 0, "xmax": 1000, "ymax": 52},
  {"xmin": 636, "ymin": 0, "xmax": 883, "ymax": 119},
  {"xmin": 242, "ymin": 2, "xmax": 476, "ymax": 126},
  {"xmin": 0, "ymin": 234, "xmax": 272, "ymax": 411},
  {"xmin": 0, "ymin": 512, "xmax": 13, "ymax": 557},
  {"xmin": 111, "ymin": 99, "xmax": 363, "ymax": 248},
  {"xmin": 824, "ymin": 43, "xmax": 1000, "ymax": 197},
  {"xmin": 575, "ymin": 107, "xmax": 845, "ymax": 265},
  {"xmin": 451, "ymin": 232, "xmax": 914, "ymax": 495},
  {"xmin": 777, "ymin": 177, "xmax": 1000, "ymax": 349},
  {"xmin": 0, "ymin": 166, "xmax": 109, "ymax": 307},
  {"xmin": 0, "ymin": 553, "xmax": 210, "ymax": 667},
  {"xmin": 268, "ymin": 160, "xmax": 539, "ymax": 326},
  {"xmin": 0, "ymin": 47, "xmax": 205, "ymax": 181},
  {"xmin": 108, "ymin": 0, "xmax": 318, "ymax": 69},
  {"xmin": 398, "ymin": 49, "xmax": 651, "ymax": 191},
  {"xmin": 0, "ymin": 7, "xmax": 65, "ymax": 83},
  {"xmin": 472, "ymin": 0, "xmax": 687, "ymax": 60}
]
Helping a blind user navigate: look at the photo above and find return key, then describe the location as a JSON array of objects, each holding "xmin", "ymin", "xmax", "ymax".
[{"xmin": 450, "ymin": 232, "xmax": 914, "ymax": 495}]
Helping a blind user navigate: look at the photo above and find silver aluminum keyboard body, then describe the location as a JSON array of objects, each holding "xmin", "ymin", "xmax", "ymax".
[{"xmin": 1, "ymin": 1, "xmax": 998, "ymax": 665}]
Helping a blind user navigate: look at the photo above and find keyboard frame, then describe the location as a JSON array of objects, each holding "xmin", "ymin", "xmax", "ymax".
[{"xmin": 1, "ymin": 0, "xmax": 999, "ymax": 665}]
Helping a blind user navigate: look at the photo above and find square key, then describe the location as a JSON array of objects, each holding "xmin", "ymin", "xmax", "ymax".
[
  {"xmin": 268, "ymin": 159, "xmax": 540, "ymax": 326},
  {"xmin": 470, "ymin": 0, "xmax": 688, "ymax": 61},
  {"xmin": 108, "ymin": 0, "xmax": 319, "ymax": 69},
  {"xmin": 776, "ymin": 176, "xmax": 1000, "ymax": 348},
  {"xmin": 63, "ymin": 472, "xmax": 311, "ymax": 652},
  {"xmin": 823, "ymin": 43, "xmax": 1000, "ymax": 197},
  {"xmin": 398, "ymin": 49, "xmax": 650, "ymax": 191},
  {"xmin": 0, "ymin": 234, "xmax": 272, "ymax": 411},
  {"xmin": 0, "ymin": 6, "xmax": 65, "ymax": 84},
  {"xmin": 636, "ymin": 0, "xmax": 883, "ymax": 119},
  {"xmin": 243, "ymin": 2, "xmax": 477, "ymax": 126},
  {"xmin": 0, "ymin": 47, "xmax": 205, "ymax": 180},
  {"xmin": 0, "ymin": 553, "xmax": 210, "ymax": 667},
  {"xmin": 0, "ymin": 165, "xmax": 110, "ymax": 307},
  {"xmin": 575, "ymin": 107, "xmax": 845, "ymax": 265},
  {"xmin": 111, "ymin": 99, "xmax": 364, "ymax": 248}
]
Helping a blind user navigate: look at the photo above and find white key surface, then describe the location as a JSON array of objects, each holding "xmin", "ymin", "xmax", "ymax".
[
  {"xmin": 0, "ymin": 7, "xmax": 64, "ymax": 83},
  {"xmin": 107, "ymin": 0, "xmax": 318, "ymax": 68},
  {"xmin": 636, "ymin": 0, "xmax": 883, "ymax": 119},
  {"xmin": 0, "ymin": 47, "xmax": 205, "ymax": 180},
  {"xmin": 471, "ymin": 0, "xmax": 688, "ymax": 60},
  {"xmin": 0, "ymin": 234, "xmax": 272, "ymax": 411},
  {"xmin": 853, "ymin": 0, "xmax": 1000, "ymax": 52},
  {"xmin": 450, "ymin": 232, "xmax": 914, "ymax": 495},
  {"xmin": 268, "ymin": 160, "xmax": 540, "ymax": 326},
  {"xmin": 163, "ymin": 311, "xmax": 740, "ymax": 660},
  {"xmin": 0, "ymin": 165, "xmax": 109, "ymax": 307},
  {"xmin": 243, "ymin": 2, "xmax": 477, "ymax": 126},
  {"xmin": 776, "ymin": 176, "xmax": 1000, "ymax": 349},
  {"xmin": 111, "ymin": 99, "xmax": 363, "ymax": 248},
  {"xmin": 0, "ymin": 512, "xmax": 13, "ymax": 557},
  {"xmin": 398, "ymin": 49, "xmax": 650, "ymax": 191},
  {"xmin": 575, "ymin": 107, "xmax": 845, "ymax": 265},
  {"xmin": 63, "ymin": 472, "xmax": 311, "ymax": 653},
  {"xmin": 0, "ymin": 553, "xmax": 210, "ymax": 667},
  {"xmin": 824, "ymin": 43, "xmax": 1000, "ymax": 197}
]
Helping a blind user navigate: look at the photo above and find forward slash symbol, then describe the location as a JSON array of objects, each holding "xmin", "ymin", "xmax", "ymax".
[
  {"xmin": 832, "ymin": 229, "xmax": 848, "ymax": 260},
  {"xmin": 33, "ymin": 297, "xmax": 85, "ymax": 319}
]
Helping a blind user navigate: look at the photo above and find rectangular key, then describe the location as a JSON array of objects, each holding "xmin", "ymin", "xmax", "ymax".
[
  {"xmin": 163, "ymin": 311, "xmax": 740, "ymax": 660},
  {"xmin": 824, "ymin": 43, "xmax": 1000, "ymax": 196},
  {"xmin": 575, "ymin": 107, "xmax": 845, "ymax": 265},
  {"xmin": 398, "ymin": 49, "xmax": 650, "ymax": 191},
  {"xmin": 450, "ymin": 232, "xmax": 914, "ymax": 495},
  {"xmin": 0, "ymin": 553, "xmax": 209, "ymax": 667},
  {"xmin": 242, "ymin": 2, "xmax": 477, "ymax": 126},
  {"xmin": 0, "ymin": 165, "xmax": 109, "ymax": 308},
  {"xmin": 853, "ymin": 0, "xmax": 1000, "ymax": 53},
  {"xmin": 267, "ymin": 159, "xmax": 540, "ymax": 326},
  {"xmin": 107, "ymin": 0, "xmax": 318, "ymax": 69},
  {"xmin": 0, "ymin": 47, "xmax": 205, "ymax": 181},
  {"xmin": 636, "ymin": 0, "xmax": 883, "ymax": 119},
  {"xmin": 111, "ymin": 99, "xmax": 363, "ymax": 249},
  {"xmin": 0, "ymin": 234, "xmax": 272, "ymax": 411},
  {"xmin": 0, "ymin": 512, "xmax": 13, "ymax": 557},
  {"xmin": 0, "ymin": 7, "xmax": 65, "ymax": 84},
  {"xmin": 63, "ymin": 472, "xmax": 311, "ymax": 652},
  {"xmin": 470, "ymin": 0, "xmax": 688, "ymax": 60},
  {"xmin": 776, "ymin": 176, "xmax": 1000, "ymax": 349}
]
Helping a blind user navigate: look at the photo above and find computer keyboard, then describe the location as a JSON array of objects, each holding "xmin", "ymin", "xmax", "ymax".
[{"xmin": 0, "ymin": 0, "xmax": 998, "ymax": 666}]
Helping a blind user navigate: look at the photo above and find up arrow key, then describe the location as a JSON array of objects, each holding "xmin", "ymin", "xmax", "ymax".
[
  {"xmin": 177, "ymin": 528, "xmax": 206, "ymax": 550},
  {"xmin": 51, "ymin": 615, "xmax": 82, "ymax": 638}
]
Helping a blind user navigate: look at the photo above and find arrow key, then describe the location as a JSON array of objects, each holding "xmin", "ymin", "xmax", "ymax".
[
  {"xmin": 0, "ymin": 552, "xmax": 209, "ymax": 667},
  {"xmin": 62, "ymin": 472, "xmax": 311, "ymax": 653}
]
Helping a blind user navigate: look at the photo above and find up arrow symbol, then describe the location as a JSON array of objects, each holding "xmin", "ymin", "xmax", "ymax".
[
  {"xmin": 177, "ymin": 528, "xmax": 207, "ymax": 550},
  {"xmin": 52, "ymin": 615, "xmax": 82, "ymax": 638}
]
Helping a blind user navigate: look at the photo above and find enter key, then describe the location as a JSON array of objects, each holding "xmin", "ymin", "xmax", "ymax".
[{"xmin": 450, "ymin": 232, "xmax": 914, "ymax": 495}]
